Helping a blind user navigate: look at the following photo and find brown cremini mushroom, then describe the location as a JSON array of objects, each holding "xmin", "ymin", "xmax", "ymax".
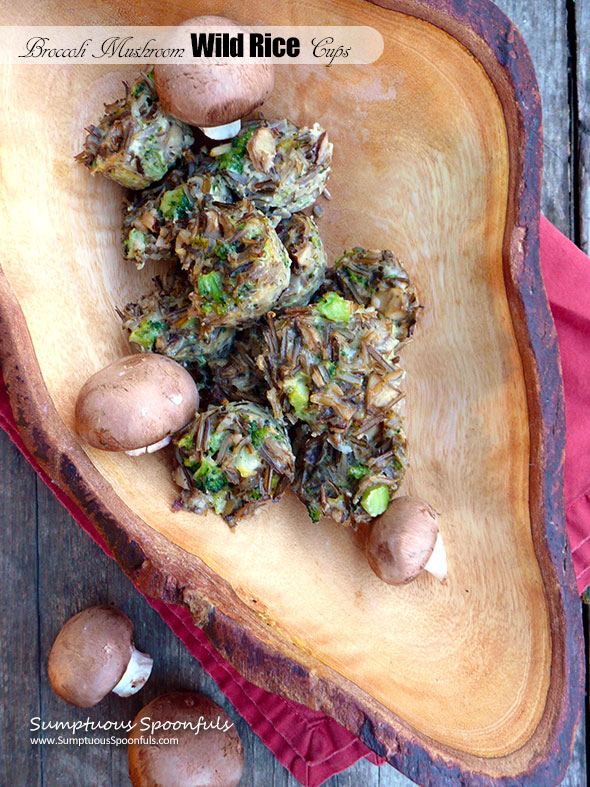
[
  {"xmin": 75, "ymin": 354, "xmax": 199, "ymax": 455},
  {"xmin": 128, "ymin": 692, "xmax": 244, "ymax": 787},
  {"xmin": 154, "ymin": 16, "xmax": 274, "ymax": 140},
  {"xmin": 366, "ymin": 496, "xmax": 448, "ymax": 585},
  {"xmin": 48, "ymin": 605, "xmax": 153, "ymax": 707}
]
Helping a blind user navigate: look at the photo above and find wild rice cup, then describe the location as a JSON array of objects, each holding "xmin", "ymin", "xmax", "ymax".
[
  {"xmin": 121, "ymin": 271, "xmax": 235, "ymax": 367},
  {"xmin": 258, "ymin": 293, "xmax": 404, "ymax": 439},
  {"xmin": 173, "ymin": 402, "xmax": 295, "ymax": 525},
  {"xmin": 321, "ymin": 248, "xmax": 420, "ymax": 345},
  {"xmin": 76, "ymin": 72, "xmax": 194, "ymax": 190},
  {"xmin": 122, "ymin": 150, "xmax": 234, "ymax": 268},
  {"xmin": 175, "ymin": 201, "xmax": 291, "ymax": 327},
  {"xmin": 209, "ymin": 119, "xmax": 332, "ymax": 219}
]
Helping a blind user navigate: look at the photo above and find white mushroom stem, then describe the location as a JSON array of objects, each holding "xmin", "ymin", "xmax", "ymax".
[
  {"xmin": 424, "ymin": 533, "xmax": 447, "ymax": 582},
  {"xmin": 112, "ymin": 648, "xmax": 154, "ymax": 697},
  {"xmin": 200, "ymin": 119, "xmax": 242, "ymax": 140},
  {"xmin": 125, "ymin": 435, "xmax": 172, "ymax": 457}
]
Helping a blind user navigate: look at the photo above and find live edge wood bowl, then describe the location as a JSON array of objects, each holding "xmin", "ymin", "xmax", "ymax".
[{"xmin": 0, "ymin": 0, "xmax": 584, "ymax": 784}]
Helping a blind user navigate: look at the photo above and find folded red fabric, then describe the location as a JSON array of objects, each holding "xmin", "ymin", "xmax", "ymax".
[
  {"xmin": 0, "ymin": 217, "xmax": 587, "ymax": 785},
  {"xmin": 539, "ymin": 216, "xmax": 590, "ymax": 594}
]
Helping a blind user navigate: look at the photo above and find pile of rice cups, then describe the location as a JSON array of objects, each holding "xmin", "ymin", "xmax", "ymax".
[{"xmin": 80, "ymin": 72, "xmax": 420, "ymax": 527}]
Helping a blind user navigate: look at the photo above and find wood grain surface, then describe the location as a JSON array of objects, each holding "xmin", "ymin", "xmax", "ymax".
[{"xmin": 0, "ymin": 0, "xmax": 587, "ymax": 785}]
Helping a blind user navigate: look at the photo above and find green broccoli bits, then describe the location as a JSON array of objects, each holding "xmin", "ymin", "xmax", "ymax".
[{"xmin": 361, "ymin": 485, "xmax": 390, "ymax": 517}]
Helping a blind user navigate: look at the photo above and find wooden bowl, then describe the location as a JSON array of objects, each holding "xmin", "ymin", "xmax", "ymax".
[{"xmin": 0, "ymin": 0, "xmax": 584, "ymax": 784}]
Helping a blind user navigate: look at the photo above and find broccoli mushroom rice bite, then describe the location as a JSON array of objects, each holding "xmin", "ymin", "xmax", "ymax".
[
  {"xmin": 292, "ymin": 417, "xmax": 408, "ymax": 526},
  {"xmin": 175, "ymin": 200, "xmax": 291, "ymax": 327},
  {"xmin": 258, "ymin": 293, "xmax": 405, "ymax": 441},
  {"xmin": 276, "ymin": 214, "xmax": 327, "ymax": 309},
  {"xmin": 122, "ymin": 150, "xmax": 234, "ymax": 269},
  {"xmin": 121, "ymin": 271, "xmax": 235, "ymax": 367},
  {"xmin": 76, "ymin": 72, "xmax": 194, "ymax": 190},
  {"xmin": 209, "ymin": 119, "xmax": 333, "ymax": 219},
  {"xmin": 173, "ymin": 402, "xmax": 295, "ymax": 525},
  {"xmin": 321, "ymin": 248, "xmax": 420, "ymax": 346}
]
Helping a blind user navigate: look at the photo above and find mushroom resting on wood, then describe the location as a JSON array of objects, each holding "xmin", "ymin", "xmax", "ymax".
[
  {"xmin": 48, "ymin": 605, "xmax": 153, "ymax": 707},
  {"xmin": 128, "ymin": 692, "xmax": 244, "ymax": 787},
  {"xmin": 154, "ymin": 16, "xmax": 275, "ymax": 140},
  {"xmin": 75, "ymin": 354, "xmax": 199, "ymax": 455},
  {"xmin": 366, "ymin": 496, "xmax": 448, "ymax": 585}
]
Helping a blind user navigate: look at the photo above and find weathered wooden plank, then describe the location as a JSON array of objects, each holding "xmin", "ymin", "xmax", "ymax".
[
  {"xmin": 495, "ymin": 0, "xmax": 572, "ymax": 237},
  {"xmin": 0, "ymin": 432, "xmax": 41, "ymax": 787},
  {"xmin": 576, "ymin": 0, "xmax": 590, "ymax": 252},
  {"xmin": 36, "ymin": 478, "xmax": 120, "ymax": 786},
  {"xmin": 560, "ymin": 666, "xmax": 588, "ymax": 787}
]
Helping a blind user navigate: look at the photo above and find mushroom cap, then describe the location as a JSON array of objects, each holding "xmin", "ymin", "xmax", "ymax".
[
  {"xmin": 154, "ymin": 16, "xmax": 274, "ymax": 127},
  {"xmin": 128, "ymin": 692, "xmax": 244, "ymax": 787},
  {"xmin": 366, "ymin": 496, "xmax": 439, "ymax": 585},
  {"xmin": 75, "ymin": 354, "xmax": 199, "ymax": 451},
  {"xmin": 48, "ymin": 605, "xmax": 135, "ymax": 707}
]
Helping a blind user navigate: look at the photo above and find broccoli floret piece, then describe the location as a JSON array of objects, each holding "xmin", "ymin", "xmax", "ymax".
[{"xmin": 192, "ymin": 458, "xmax": 228, "ymax": 493}]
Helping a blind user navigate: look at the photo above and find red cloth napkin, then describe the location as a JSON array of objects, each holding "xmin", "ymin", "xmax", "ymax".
[
  {"xmin": 539, "ymin": 216, "xmax": 590, "ymax": 594},
  {"xmin": 0, "ymin": 217, "xmax": 588, "ymax": 785}
]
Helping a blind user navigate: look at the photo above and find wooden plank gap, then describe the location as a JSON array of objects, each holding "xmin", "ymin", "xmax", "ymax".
[
  {"xmin": 566, "ymin": 0, "xmax": 581, "ymax": 245},
  {"xmin": 575, "ymin": 0, "xmax": 590, "ymax": 253}
]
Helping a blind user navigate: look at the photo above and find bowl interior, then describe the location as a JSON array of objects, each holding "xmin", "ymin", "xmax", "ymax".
[{"xmin": 0, "ymin": 0, "xmax": 551, "ymax": 759}]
